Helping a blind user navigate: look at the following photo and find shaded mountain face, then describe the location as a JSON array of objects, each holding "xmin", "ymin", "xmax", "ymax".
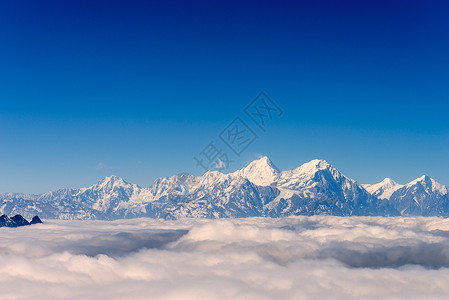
[
  {"xmin": 388, "ymin": 176, "xmax": 449, "ymax": 216},
  {"xmin": 1, "ymin": 157, "xmax": 447, "ymax": 220},
  {"xmin": 363, "ymin": 176, "xmax": 449, "ymax": 216},
  {"xmin": 262, "ymin": 159, "xmax": 397, "ymax": 217},
  {"xmin": 30, "ymin": 216, "xmax": 43, "ymax": 224},
  {"xmin": 10, "ymin": 214, "xmax": 30, "ymax": 226},
  {"xmin": 144, "ymin": 171, "xmax": 279, "ymax": 219},
  {"xmin": 0, "ymin": 214, "xmax": 41, "ymax": 228},
  {"xmin": 0, "ymin": 214, "xmax": 17, "ymax": 227}
]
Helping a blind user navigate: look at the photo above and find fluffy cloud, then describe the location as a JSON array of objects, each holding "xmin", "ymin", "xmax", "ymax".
[
  {"xmin": 1, "ymin": 217, "xmax": 449, "ymax": 299},
  {"xmin": 97, "ymin": 162, "xmax": 114, "ymax": 171}
]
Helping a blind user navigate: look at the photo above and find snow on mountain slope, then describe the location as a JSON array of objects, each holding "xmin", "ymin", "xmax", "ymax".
[
  {"xmin": 149, "ymin": 173, "xmax": 200, "ymax": 199},
  {"xmin": 388, "ymin": 175, "xmax": 449, "ymax": 216},
  {"xmin": 78, "ymin": 175, "xmax": 153, "ymax": 217},
  {"xmin": 2, "ymin": 157, "xmax": 448, "ymax": 219},
  {"xmin": 0, "ymin": 176, "xmax": 153, "ymax": 220},
  {"xmin": 264, "ymin": 159, "xmax": 396, "ymax": 217},
  {"xmin": 172, "ymin": 174, "xmax": 278, "ymax": 219},
  {"xmin": 362, "ymin": 178, "xmax": 404, "ymax": 200},
  {"xmin": 406, "ymin": 175, "xmax": 448, "ymax": 195},
  {"xmin": 276, "ymin": 159, "xmax": 336, "ymax": 191}
]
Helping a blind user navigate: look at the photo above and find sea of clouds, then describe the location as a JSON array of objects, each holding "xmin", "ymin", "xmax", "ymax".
[{"xmin": 1, "ymin": 216, "xmax": 449, "ymax": 299}]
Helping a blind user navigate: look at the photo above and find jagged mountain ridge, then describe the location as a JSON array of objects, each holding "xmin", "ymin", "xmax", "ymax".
[
  {"xmin": 366, "ymin": 175, "xmax": 449, "ymax": 216},
  {"xmin": 0, "ymin": 157, "xmax": 447, "ymax": 219}
]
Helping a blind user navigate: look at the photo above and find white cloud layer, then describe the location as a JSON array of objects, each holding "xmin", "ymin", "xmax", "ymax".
[{"xmin": 1, "ymin": 216, "xmax": 449, "ymax": 299}]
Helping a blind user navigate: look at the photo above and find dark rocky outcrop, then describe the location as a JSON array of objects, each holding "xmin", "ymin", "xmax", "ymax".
[
  {"xmin": 30, "ymin": 216, "xmax": 43, "ymax": 224},
  {"xmin": 11, "ymin": 214, "xmax": 30, "ymax": 226},
  {"xmin": 0, "ymin": 214, "xmax": 17, "ymax": 227},
  {"xmin": 0, "ymin": 214, "xmax": 42, "ymax": 228}
]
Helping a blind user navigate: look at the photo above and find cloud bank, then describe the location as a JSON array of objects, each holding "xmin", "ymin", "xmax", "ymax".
[{"xmin": 1, "ymin": 217, "xmax": 449, "ymax": 299}]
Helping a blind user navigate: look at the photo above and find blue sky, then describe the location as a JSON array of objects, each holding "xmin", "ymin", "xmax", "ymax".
[{"xmin": 1, "ymin": 0, "xmax": 448, "ymax": 193}]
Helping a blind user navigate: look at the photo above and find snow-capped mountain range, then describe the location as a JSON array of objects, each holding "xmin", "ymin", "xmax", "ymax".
[{"xmin": 1, "ymin": 157, "xmax": 448, "ymax": 219}]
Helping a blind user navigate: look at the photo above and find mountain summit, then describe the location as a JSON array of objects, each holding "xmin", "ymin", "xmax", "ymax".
[
  {"xmin": 234, "ymin": 156, "xmax": 280, "ymax": 186},
  {"xmin": 363, "ymin": 178, "xmax": 403, "ymax": 200}
]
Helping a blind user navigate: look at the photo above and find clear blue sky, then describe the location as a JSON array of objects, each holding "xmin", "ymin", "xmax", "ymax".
[{"xmin": 1, "ymin": 0, "xmax": 448, "ymax": 194}]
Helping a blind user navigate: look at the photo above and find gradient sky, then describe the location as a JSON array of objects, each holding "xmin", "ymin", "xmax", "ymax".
[{"xmin": 1, "ymin": 0, "xmax": 448, "ymax": 194}]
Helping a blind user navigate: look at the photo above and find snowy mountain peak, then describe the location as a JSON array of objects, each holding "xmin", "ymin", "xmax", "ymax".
[
  {"xmin": 94, "ymin": 175, "xmax": 134, "ymax": 191},
  {"xmin": 200, "ymin": 170, "xmax": 226, "ymax": 185},
  {"xmin": 406, "ymin": 175, "xmax": 448, "ymax": 195},
  {"xmin": 99, "ymin": 174, "xmax": 122, "ymax": 183},
  {"xmin": 244, "ymin": 156, "xmax": 279, "ymax": 172},
  {"xmin": 309, "ymin": 159, "xmax": 331, "ymax": 169},
  {"xmin": 381, "ymin": 178, "xmax": 398, "ymax": 185},
  {"xmin": 407, "ymin": 175, "xmax": 432, "ymax": 186},
  {"xmin": 252, "ymin": 156, "xmax": 276, "ymax": 167},
  {"xmin": 293, "ymin": 159, "xmax": 334, "ymax": 175},
  {"xmin": 414, "ymin": 175, "xmax": 430, "ymax": 182},
  {"xmin": 234, "ymin": 156, "xmax": 280, "ymax": 186},
  {"xmin": 363, "ymin": 178, "xmax": 403, "ymax": 200},
  {"xmin": 370, "ymin": 178, "xmax": 401, "ymax": 189}
]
